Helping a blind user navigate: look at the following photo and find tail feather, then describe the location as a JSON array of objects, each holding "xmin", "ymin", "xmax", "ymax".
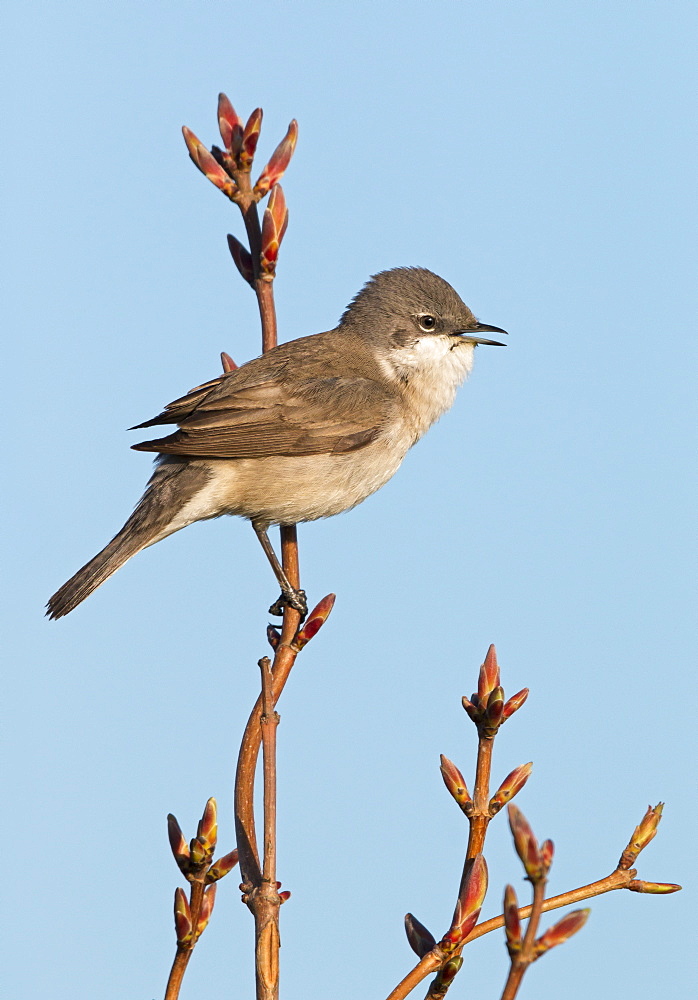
[
  {"xmin": 47, "ymin": 530, "xmax": 150, "ymax": 619},
  {"xmin": 47, "ymin": 459, "xmax": 212, "ymax": 619}
]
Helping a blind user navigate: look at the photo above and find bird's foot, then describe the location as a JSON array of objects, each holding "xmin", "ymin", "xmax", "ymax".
[{"xmin": 269, "ymin": 587, "xmax": 308, "ymax": 621}]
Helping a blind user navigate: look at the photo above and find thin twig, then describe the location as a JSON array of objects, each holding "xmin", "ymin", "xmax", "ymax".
[
  {"xmin": 249, "ymin": 657, "xmax": 282, "ymax": 1000},
  {"xmin": 164, "ymin": 947, "xmax": 190, "ymax": 1000},
  {"xmin": 464, "ymin": 735, "xmax": 494, "ymax": 866},
  {"xmin": 467, "ymin": 866, "xmax": 636, "ymax": 943},
  {"xmin": 164, "ymin": 879, "xmax": 206, "ymax": 1000},
  {"xmin": 231, "ymin": 188, "xmax": 302, "ymax": 872},
  {"xmin": 260, "ymin": 656, "xmax": 278, "ymax": 886},
  {"xmin": 500, "ymin": 877, "xmax": 547, "ymax": 1000},
  {"xmin": 234, "ymin": 638, "xmax": 303, "ymax": 879},
  {"xmin": 227, "ymin": 160, "xmax": 301, "ymax": 1000},
  {"xmin": 384, "ymin": 868, "xmax": 637, "ymax": 1000}
]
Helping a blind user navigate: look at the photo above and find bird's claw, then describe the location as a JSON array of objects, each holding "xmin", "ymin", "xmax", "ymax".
[{"xmin": 269, "ymin": 588, "xmax": 308, "ymax": 621}]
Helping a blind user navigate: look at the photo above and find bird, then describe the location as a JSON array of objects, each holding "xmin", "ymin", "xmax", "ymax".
[{"xmin": 47, "ymin": 267, "xmax": 506, "ymax": 620}]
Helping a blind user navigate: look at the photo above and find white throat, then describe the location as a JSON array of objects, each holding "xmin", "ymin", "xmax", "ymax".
[{"xmin": 380, "ymin": 335, "xmax": 476, "ymax": 440}]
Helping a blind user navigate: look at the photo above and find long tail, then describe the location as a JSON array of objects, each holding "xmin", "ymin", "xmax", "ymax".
[{"xmin": 47, "ymin": 459, "xmax": 211, "ymax": 619}]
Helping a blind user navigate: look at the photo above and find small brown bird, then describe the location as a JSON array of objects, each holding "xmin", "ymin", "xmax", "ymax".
[{"xmin": 47, "ymin": 268, "xmax": 505, "ymax": 619}]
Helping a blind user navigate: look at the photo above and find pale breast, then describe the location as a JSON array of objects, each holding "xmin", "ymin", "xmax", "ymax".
[{"xmin": 380, "ymin": 337, "xmax": 476, "ymax": 440}]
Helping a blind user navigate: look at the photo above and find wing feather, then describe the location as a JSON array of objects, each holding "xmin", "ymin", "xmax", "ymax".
[{"xmin": 132, "ymin": 371, "xmax": 391, "ymax": 459}]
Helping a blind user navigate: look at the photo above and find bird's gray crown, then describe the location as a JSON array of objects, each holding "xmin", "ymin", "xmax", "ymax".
[{"xmin": 338, "ymin": 267, "xmax": 475, "ymax": 339}]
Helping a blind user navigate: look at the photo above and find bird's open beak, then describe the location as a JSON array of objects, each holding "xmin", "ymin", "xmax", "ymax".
[{"xmin": 458, "ymin": 322, "xmax": 508, "ymax": 346}]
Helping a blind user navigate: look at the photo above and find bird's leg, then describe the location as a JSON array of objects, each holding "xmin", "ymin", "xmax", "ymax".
[{"xmin": 251, "ymin": 520, "xmax": 308, "ymax": 620}]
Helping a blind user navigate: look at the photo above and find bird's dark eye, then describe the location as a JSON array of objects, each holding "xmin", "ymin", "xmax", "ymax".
[{"xmin": 418, "ymin": 314, "xmax": 437, "ymax": 332}]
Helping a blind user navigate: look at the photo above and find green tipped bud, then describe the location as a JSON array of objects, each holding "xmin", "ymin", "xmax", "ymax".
[
  {"xmin": 619, "ymin": 803, "xmax": 664, "ymax": 870},
  {"xmin": 207, "ymin": 848, "xmax": 239, "ymax": 883},
  {"xmin": 627, "ymin": 879, "xmax": 682, "ymax": 894}
]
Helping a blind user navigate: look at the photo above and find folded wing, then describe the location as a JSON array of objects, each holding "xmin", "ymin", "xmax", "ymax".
[{"xmin": 132, "ymin": 367, "xmax": 391, "ymax": 458}]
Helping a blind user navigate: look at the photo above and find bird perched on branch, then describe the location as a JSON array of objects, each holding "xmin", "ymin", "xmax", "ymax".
[{"xmin": 47, "ymin": 267, "xmax": 506, "ymax": 620}]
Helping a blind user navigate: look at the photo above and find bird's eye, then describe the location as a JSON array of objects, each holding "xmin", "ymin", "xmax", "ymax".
[{"xmin": 418, "ymin": 314, "xmax": 437, "ymax": 332}]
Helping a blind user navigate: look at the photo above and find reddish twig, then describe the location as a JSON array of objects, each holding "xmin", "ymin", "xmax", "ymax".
[
  {"xmin": 164, "ymin": 880, "xmax": 207, "ymax": 1000},
  {"xmin": 181, "ymin": 94, "xmax": 302, "ymax": 1000}
]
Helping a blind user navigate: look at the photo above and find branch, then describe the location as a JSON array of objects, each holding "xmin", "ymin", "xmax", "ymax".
[{"xmin": 182, "ymin": 94, "xmax": 301, "ymax": 1000}]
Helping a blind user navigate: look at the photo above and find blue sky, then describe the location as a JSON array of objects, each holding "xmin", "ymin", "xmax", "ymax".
[{"xmin": 4, "ymin": 3, "xmax": 695, "ymax": 998}]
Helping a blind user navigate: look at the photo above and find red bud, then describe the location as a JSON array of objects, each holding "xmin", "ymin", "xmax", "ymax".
[
  {"xmin": 540, "ymin": 838, "xmax": 554, "ymax": 873},
  {"xmin": 503, "ymin": 884, "xmax": 522, "ymax": 953},
  {"xmin": 508, "ymin": 804, "xmax": 546, "ymax": 882},
  {"xmin": 182, "ymin": 127, "xmax": 236, "ymax": 196},
  {"xmin": 292, "ymin": 593, "xmax": 336, "ymax": 649},
  {"xmin": 461, "ymin": 694, "xmax": 480, "ymax": 723},
  {"xmin": 217, "ymin": 93, "xmax": 243, "ymax": 155},
  {"xmin": 489, "ymin": 762, "xmax": 533, "ymax": 815},
  {"xmin": 477, "ymin": 644, "xmax": 501, "ymax": 704},
  {"xmin": 535, "ymin": 908, "xmax": 590, "ymax": 955},
  {"xmin": 195, "ymin": 884, "xmax": 216, "ymax": 937},
  {"xmin": 207, "ymin": 848, "xmax": 239, "ymax": 883},
  {"xmin": 239, "ymin": 108, "xmax": 263, "ymax": 169},
  {"xmin": 174, "ymin": 887, "xmax": 193, "ymax": 945},
  {"xmin": 503, "ymin": 688, "xmax": 529, "ymax": 719},
  {"xmin": 260, "ymin": 184, "xmax": 289, "ymax": 276},
  {"xmin": 440, "ymin": 754, "xmax": 472, "ymax": 811},
  {"xmin": 254, "ymin": 120, "xmax": 299, "ymax": 198},
  {"xmin": 196, "ymin": 798, "xmax": 217, "ymax": 851},
  {"xmin": 442, "ymin": 854, "xmax": 488, "ymax": 950}
]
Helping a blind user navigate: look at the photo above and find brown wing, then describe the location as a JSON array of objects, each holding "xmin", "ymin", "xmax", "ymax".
[{"xmin": 131, "ymin": 369, "xmax": 392, "ymax": 458}]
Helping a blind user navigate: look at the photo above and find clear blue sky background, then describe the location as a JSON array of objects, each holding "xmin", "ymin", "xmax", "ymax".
[{"xmin": 3, "ymin": 3, "xmax": 695, "ymax": 998}]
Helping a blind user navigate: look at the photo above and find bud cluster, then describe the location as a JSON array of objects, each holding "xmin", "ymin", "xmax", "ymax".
[
  {"xmin": 183, "ymin": 94, "xmax": 298, "ymax": 282},
  {"xmin": 505, "ymin": 892, "xmax": 590, "ymax": 962},
  {"xmin": 504, "ymin": 809, "xmax": 589, "ymax": 964},
  {"xmin": 167, "ymin": 798, "xmax": 239, "ymax": 885},
  {"xmin": 461, "ymin": 645, "xmax": 528, "ymax": 737},
  {"xmin": 507, "ymin": 804, "xmax": 554, "ymax": 884},
  {"xmin": 174, "ymin": 884, "xmax": 218, "ymax": 947},
  {"xmin": 168, "ymin": 798, "xmax": 239, "ymax": 948}
]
